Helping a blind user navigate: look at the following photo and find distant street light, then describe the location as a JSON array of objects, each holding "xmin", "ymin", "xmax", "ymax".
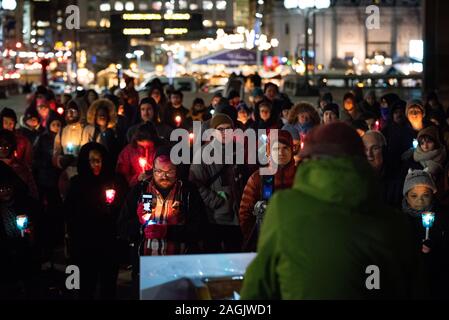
[{"xmin": 2, "ymin": 0, "xmax": 17, "ymax": 10}]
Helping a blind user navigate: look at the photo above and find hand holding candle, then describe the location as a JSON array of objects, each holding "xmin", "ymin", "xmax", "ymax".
[
  {"xmin": 67, "ymin": 142, "xmax": 74, "ymax": 155},
  {"xmin": 175, "ymin": 115, "xmax": 182, "ymax": 127},
  {"xmin": 16, "ymin": 215, "xmax": 29, "ymax": 238},
  {"xmin": 105, "ymin": 189, "xmax": 116, "ymax": 205},
  {"xmin": 139, "ymin": 157, "xmax": 147, "ymax": 174},
  {"xmin": 422, "ymin": 211, "xmax": 435, "ymax": 240}
]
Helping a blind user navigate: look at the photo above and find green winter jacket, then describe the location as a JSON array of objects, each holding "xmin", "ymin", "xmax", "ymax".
[{"xmin": 240, "ymin": 157, "xmax": 427, "ymax": 300}]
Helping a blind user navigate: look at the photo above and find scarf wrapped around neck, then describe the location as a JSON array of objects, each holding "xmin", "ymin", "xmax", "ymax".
[{"xmin": 413, "ymin": 146, "xmax": 446, "ymax": 177}]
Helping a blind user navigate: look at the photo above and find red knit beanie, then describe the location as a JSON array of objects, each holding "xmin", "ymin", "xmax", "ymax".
[
  {"xmin": 268, "ymin": 129, "xmax": 293, "ymax": 150},
  {"xmin": 299, "ymin": 122, "xmax": 365, "ymax": 158}
]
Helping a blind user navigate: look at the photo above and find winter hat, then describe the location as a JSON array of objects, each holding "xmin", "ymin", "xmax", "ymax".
[
  {"xmin": 237, "ymin": 102, "xmax": 251, "ymax": 114},
  {"xmin": 299, "ymin": 122, "xmax": 365, "ymax": 158},
  {"xmin": 320, "ymin": 92, "xmax": 333, "ymax": 104},
  {"xmin": 227, "ymin": 90, "xmax": 240, "ymax": 100},
  {"xmin": 403, "ymin": 169, "xmax": 437, "ymax": 196},
  {"xmin": 417, "ymin": 126, "xmax": 441, "ymax": 147},
  {"xmin": 0, "ymin": 107, "xmax": 17, "ymax": 124},
  {"xmin": 391, "ymin": 99, "xmax": 406, "ymax": 114},
  {"xmin": 212, "ymin": 92, "xmax": 223, "ymax": 99},
  {"xmin": 268, "ymin": 129, "xmax": 293, "ymax": 151},
  {"xmin": 154, "ymin": 145, "xmax": 173, "ymax": 162},
  {"xmin": 380, "ymin": 93, "xmax": 400, "ymax": 108},
  {"xmin": 322, "ymin": 103, "xmax": 339, "ymax": 118},
  {"xmin": 210, "ymin": 113, "xmax": 234, "ymax": 129},
  {"xmin": 406, "ymin": 100, "xmax": 425, "ymax": 117},
  {"xmin": 343, "ymin": 92, "xmax": 356, "ymax": 103},
  {"xmin": 23, "ymin": 107, "xmax": 40, "ymax": 122}
]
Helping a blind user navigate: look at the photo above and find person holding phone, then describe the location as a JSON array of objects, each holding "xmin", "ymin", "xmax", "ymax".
[
  {"xmin": 239, "ymin": 130, "xmax": 297, "ymax": 251},
  {"xmin": 119, "ymin": 146, "xmax": 207, "ymax": 258}
]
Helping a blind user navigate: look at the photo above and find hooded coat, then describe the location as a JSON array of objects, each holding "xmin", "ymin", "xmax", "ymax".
[
  {"xmin": 86, "ymin": 99, "xmax": 119, "ymax": 159},
  {"xmin": 64, "ymin": 143, "xmax": 127, "ymax": 298},
  {"xmin": 240, "ymin": 157, "xmax": 427, "ymax": 299}
]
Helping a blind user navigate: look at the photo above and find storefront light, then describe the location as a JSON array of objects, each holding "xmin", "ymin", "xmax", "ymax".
[
  {"xmin": 164, "ymin": 28, "xmax": 188, "ymax": 35},
  {"xmin": 164, "ymin": 13, "xmax": 190, "ymax": 20},
  {"xmin": 100, "ymin": 3, "xmax": 111, "ymax": 11},
  {"xmin": 123, "ymin": 13, "xmax": 162, "ymax": 20},
  {"xmin": 114, "ymin": 1, "xmax": 124, "ymax": 11},
  {"xmin": 125, "ymin": 1, "xmax": 134, "ymax": 11}
]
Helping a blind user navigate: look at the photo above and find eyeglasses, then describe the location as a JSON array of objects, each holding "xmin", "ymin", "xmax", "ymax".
[{"xmin": 154, "ymin": 169, "xmax": 176, "ymax": 178}]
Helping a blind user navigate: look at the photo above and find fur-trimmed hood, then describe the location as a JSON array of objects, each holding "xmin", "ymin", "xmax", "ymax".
[{"xmin": 86, "ymin": 98, "xmax": 117, "ymax": 129}]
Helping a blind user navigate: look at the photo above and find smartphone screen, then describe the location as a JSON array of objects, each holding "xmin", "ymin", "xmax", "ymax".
[
  {"xmin": 262, "ymin": 175, "xmax": 275, "ymax": 201},
  {"xmin": 142, "ymin": 194, "xmax": 153, "ymax": 213}
]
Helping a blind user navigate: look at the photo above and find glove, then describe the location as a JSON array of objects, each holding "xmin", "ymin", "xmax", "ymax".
[
  {"xmin": 144, "ymin": 223, "xmax": 167, "ymax": 239},
  {"xmin": 422, "ymin": 239, "xmax": 433, "ymax": 254},
  {"xmin": 253, "ymin": 200, "xmax": 267, "ymax": 217},
  {"xmin": 137, "ymin": 202, "xmax": 152, "ymax": 225}
]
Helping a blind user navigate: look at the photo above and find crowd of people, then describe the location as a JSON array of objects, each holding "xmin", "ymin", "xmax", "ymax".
[{"xmin": 1, "ymin": 75, "xmax": 449, "ymax": 299}]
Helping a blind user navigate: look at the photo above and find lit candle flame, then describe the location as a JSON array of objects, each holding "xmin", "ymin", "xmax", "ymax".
[
  {"xmin": 105, "ymin": 189, "xmax": 116, "ymax": 204},
  {"xmin": 139, "ymin": 157, "xmax": 147, "ymax": 172}
]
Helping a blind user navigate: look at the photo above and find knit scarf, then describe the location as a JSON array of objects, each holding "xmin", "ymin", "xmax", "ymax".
[{"xmin": 413, "ymin": 147, "xmax": 446, "ymax": 176}]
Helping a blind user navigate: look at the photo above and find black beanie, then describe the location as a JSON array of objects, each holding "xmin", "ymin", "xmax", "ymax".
[
  {"xmin": 322, "ymin": 103, "xmax": 340, "ymax": 118},
  {"xmin": 23, "ymin": 107, "xmax": 39, "ymax": 121},
  {"xmin": 0, "ymin": 107, "xmax": 17, "ymax": 124},
  {"xmin": 154, "ymin": 145, "xmax": 172, "ymax": 162}
]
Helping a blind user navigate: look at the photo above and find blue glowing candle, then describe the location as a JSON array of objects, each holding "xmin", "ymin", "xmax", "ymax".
[
  {"xmin": 422, "ymin": 211, "xmax": 435, "ymax": 240},
  {"xmin": 16, "ymin": 215, "xmax": 29, "ymax": 237}
]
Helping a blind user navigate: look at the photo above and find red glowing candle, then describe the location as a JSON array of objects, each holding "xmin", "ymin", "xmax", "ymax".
[
  {"xmin": 175, "ymin": 115, "xmax": 182, "ymax": 127},
  {"xmin": 300, "ymin": 141, "xmax": 304, "ymax": 150},
  {"xmin": 57, "ymin": 107, "xmax": 64, "ymax": 115},
  {"xmin": 189, "ymin": 132, "xmax": 194, "ymax": 142},
  {"xmin": 375, "ymin": 120, "xmax": 380, "ymax": 130},
  {"xmin": 105, "ymin": 189, "xmax": 116, "ymax": 205},
  {"xmin": 139, "ymin": 157, "xmax": 147, "ymax": 173}
]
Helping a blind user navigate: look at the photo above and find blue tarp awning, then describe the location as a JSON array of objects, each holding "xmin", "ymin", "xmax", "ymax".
[{"xmin": 191, "ymin": 49, "xmax": 257, "ymax": 66}]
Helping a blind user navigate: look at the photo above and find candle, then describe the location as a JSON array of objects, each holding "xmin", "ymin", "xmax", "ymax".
[
  {"xmin": 16, "ymin": 215, "xmax": 29, "ymax": 238},
  {"xmin": 105, "ymin": 189, "xmax": 116, "ymax": 205},
  {"xmin": 421, "ymin": 211, "xmax": 435, "ymax": 240},
  {"xmin": 175, "ymin": 115, "xmax": 182, "ymax": 127},
  {"xmin": 139, "ymin": 157, "xmax": 147, "ymax": 174},
  {"xmin": 57, "ymin": 107, "xmax": 64, "ymax": 115},
  {"xmin": 67, "ymin": 142, "xmax": 74, "ymax": 155}
]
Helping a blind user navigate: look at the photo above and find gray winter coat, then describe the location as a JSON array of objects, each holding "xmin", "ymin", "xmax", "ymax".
[{"xmin": 189, "ymin": 141, "xmax": 244, "ymax": 226}]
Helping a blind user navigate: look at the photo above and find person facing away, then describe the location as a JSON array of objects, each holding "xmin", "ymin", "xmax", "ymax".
[{"xmin": 240, "ymin": 122, "xmax": 427, "ymax": 299}]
